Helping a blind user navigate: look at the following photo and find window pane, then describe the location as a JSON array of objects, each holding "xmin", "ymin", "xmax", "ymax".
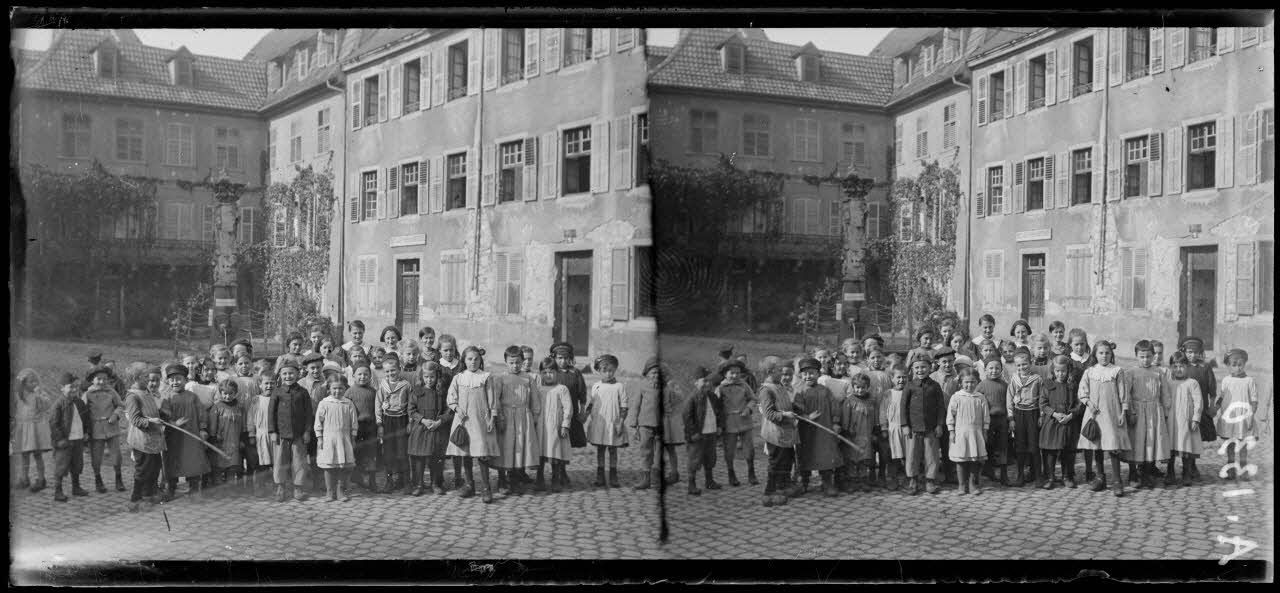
[{"xmin": 634, "ymin": 246, "xmax": 654, "ymax": 317}]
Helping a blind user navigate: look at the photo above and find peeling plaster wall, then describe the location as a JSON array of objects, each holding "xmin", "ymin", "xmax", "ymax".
[
  {"xmin": 338, "ymin": 30, "xmax": 655, "ymax": 373},
  {"xmin": 966, "ymin": 28, "xmax": 1274, "ymax": 369}
]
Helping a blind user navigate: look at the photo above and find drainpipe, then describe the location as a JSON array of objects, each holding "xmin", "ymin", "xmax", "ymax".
[
  {"xmin": 951, "ymin": 73, "xmax": 973, "ymax": 322},
  {"xmin": 1098, "ymin": 31, "xmax": 1111, "ymax": 294},
  {"xmin": 326, "ymin": 75, "xmax": 347, "ymax": 333},
  {"xmin": 473, "ymin": 30, "xmax": 485, "ymax": 292}
]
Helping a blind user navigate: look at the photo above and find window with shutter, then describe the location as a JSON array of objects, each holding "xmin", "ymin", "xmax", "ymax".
[
  {"xmin": 1169, "ymin": 28, "xmax": 1187, "ymax": 69},
  {"xmin": 1065, "ymin": 247, "xmax": 1093, "ymax": 302},
  {"xmin": 610, "ymin": 248, "xmax": 630, "ymax": 322},
  {"xmin": 362, "ymin": 170, "xmax": 378, "ymax": 220},
  {"xmin": 446, "ymin": 152, "xmax": 467, "ymax": 210},
  {"xmin": 1236, "ymin": 242, "xmax": 1256, "ymax": 316},
  {"xmin": 523, "ymin": 137, "xmax": 539, "ymax": 201},
  {"xmin": 976, "ymin": 75, "xmax": 988, "ymax": 126},
  {"xmin": 612, "ymin": 116, "xmax": 633, "ymax": 190},
  {"xmin": 481, "ymin": 143, "xmax": 496, "ymax": 206},
  {"xmin": 1187, "ymin": 121, "xmax": 1216, "ymax": 191},
  {"xmin": 1123, "ymin": 136, "xmax": 1149, "ymax": 198},
  {"xmin": 351, "ymin": 79, "xmax": 362, "ymax": 130},
  {"xmin": 989, "ymin": 71, "xmax": 1006, "ymax": 121},
  {"xmin": 498, "ymin": 140, "xmax": 523, "ymax": 204},
  {"xmin": 1013, "ymin": 160, "xmax": 1026, "ymax": 213},
  {"xmin": 986, "ymin": 166, "xmax": 1004, "ymax": 215},
  {"xmin": 448, "ymin": 42, "xmax": 468, "ymax": 101},
  {"xmin": 1093, "ymin": 30, "xmax": 1107, "ymax": 91},
  {"xmin": 483, "ymin": 29, "xmax": 500, "ymax": 91},
  {"xmin": 525, "ymin": 28, "xmax": 541, "ymax": 77},
  {"xmin": 590, "ymin": 120, "xmax": 609, "ymax": 194},
  {"xmin": 1121, "ymin": 246, "xmax": 1148, "ymax": 310},
  {"xmin": 562, "ymin": 126, "xmax": 592, "ymax": 195},
  {"xmin": 1125, "ymin": 28, "xmax": 1150, "ymax": 81},
  {"xmin": 1166, "ymin": 126, "xmax": 1183, "ymax": 194},
  {"xmin": 1150, "ymin": 27, "xmax": 1165, "ymax": 73},
  {"xmin": 1147, "ymin": 133, "xmax": 1163, "ymax": 196}
]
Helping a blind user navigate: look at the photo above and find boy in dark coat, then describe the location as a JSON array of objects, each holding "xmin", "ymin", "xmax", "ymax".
[
  {"xmin": 902, "ymin": 357, "xmax": 945, "ymax": 495},
  {"xmin": 683, "ymin": 366, "xmax": 725, "ymax": 495},
  {"xmin": 50, "ymin": 372, "xmax": 92, "ymax": 502},
  {"xmin": 792, "ymin": 357, "xmax": 842, "ymax": 497},
  {"xmin": 268, "ymin": 361, "xmax": 313, "ymax": 502}
]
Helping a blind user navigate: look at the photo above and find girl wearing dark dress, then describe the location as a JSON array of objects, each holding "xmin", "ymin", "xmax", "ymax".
[
  {"xmin": 1038, "ymin": 356, "xmax": 1079, "ymax": 489},
  {"xmin": 407, "ymin": 363, "xmax": 453, "ymax": 495}
]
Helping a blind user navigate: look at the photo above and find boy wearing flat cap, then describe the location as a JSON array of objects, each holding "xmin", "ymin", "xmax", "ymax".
[
  {"xmin": 628, "ymin": 357, "xmax": 665, "ymax": 490},
  {"xmin": 161, "ymin": 364, "xmax": 211, "ymax": 501},
  {"xmin": 123, "ymin": 366, "xmax": 172, "ymax": 512},
  {"xmin": 84, "ymin": 366, "xmax": 126, "ymax": 493},
  {"xmin": 683, "ymin": 366, "xmax": 725, "ymax": 495},
  {"xmin": 792, "ymin": 357, "xmax": 842, "ymax": 497},
  {"xmin": 930, "ymin": 347, "xmax": 960, "ymax": 484},
  {"xmin": 715, "ymin": 359, "xmax": 759, "ymax": 487},
  {"xmin": 268, "ymin": 359, "xmax": 313, "ymax": 502},
  {"xmin": 49, "ymin": 372, "xmax": 91, "ymax": 502}
]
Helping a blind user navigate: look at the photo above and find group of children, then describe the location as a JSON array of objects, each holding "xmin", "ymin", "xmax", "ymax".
[
  {"xmin": 11, "ymin": 316, "xmax": 1264, "ymax": 511},
  {"xmin": 738, "ymin": 316, "xmax": 1262, "ymax": 505},
  {"xmin": 10, "ymin": 321, "xmax": 656, "ymax": 511}
]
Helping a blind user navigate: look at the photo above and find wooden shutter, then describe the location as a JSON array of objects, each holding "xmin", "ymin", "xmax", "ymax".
[
  {"xmin": 1238, "ymin": 110, "xmax": 1259, "ymax": 186},
  {"xmin": 465, "ymin": 147, "xmax": 478, "ymax": 208},
  {"xmin": 1217, "ymin": 116, "xmax": 1235, "ymax": 189},
  {"xmin": 1169, "ymin": 28, "xmax": 1187, "ymax": 69},
  {"xmin": 432, "ymin": 49, "xmax": 446, "ymax": 107},
  {"xmin": 1056, "ymin": 151, "xmax": 1070, "ymax": 208},
  {"xmin": 612, "ymin": 116, "xmax": 633, "ymax": 191},
  {"xmin": 541, "ymin": 131, "xmax": 559, "ymax": 199},
  {"xmin": 610, "ymin": 247, "xmax": 630, "ymax": 322},
  {"xmin": 1057, "ymin": 41, "xmax": 1071, "ymax": 102},
  {"xmin": 1002, "ymin": 161, "xmax": 1012, "ymax": 214},
  {"xmin": 481, "ymin": 143, "xmax": 496, "ymax": 206},
  {"xmin": 1044, "ymin": 154, "xmax": 1055, "ymax": 207},
  {"xmin": 1166, "ymin": 126, "xmax": 1183, "ymax": 195},
  {"xmin": 375, "ymin": 167, "xmax": 386, "ymax": 219},
  {"xmin": 592, "ymin": 29, "xmax": 609, "ymax": 58},
  {"xmin": 494, "ymin": 252, "xmax": 509, "ymax": 315},
  {"xmin": 617, "ymin": 28, "xmax": 636, "ymax": 51},
  {"xmin": 1092, "ymin": 143, "xmax": 1105, "ymax": 203},
  {"xmin": 1092, "ymin": 30, "xmax": 1107, "ymax": 92},
  {"xmin": 1045, "ymin": 48, "xmax": 1057, "ymax": 107},
  {"xmin": 1106, "ymin": 138, "xmax": 1122, "ymax": 202},
  {"xmin": 1108, "ymin": 28, "xmax": 1123, "ymax": 87},
  {"xmin": 1013, "ymin": 160, "xmax": 1026, "ymax": 213},
  {"xmin": 427, "ymin": 56, "xmax": 437, "ymax": 112},
  {"xmin": 543, "ymin": 29, "xmax": 561, "ymax": 73},
  {"xmin": 349, "ymin": 172, "xmax": 361, "ymax": 222},
  {"xmin": 1219, "ymin": 27, "xmax": 1236, "ymax": 53},
  {"xmin": 388, "ymin": 166, "xmax": 400, "ymax": 219},
  {"xmin": 1121, "ymin": 247, "xmax": 1134, "ymax": 308},
  {"xmin": 1014, "ymin": 60, "xmax": 1028, "ymax": 115},
  {"xmin": 1133, "ymin": 247, "xmax": 1148, "ymax": 309},
  {"xmin": 507, "ymin": 252, "xmax": 523, "ymax": 315},
  {"xmin": 351, "ymin": 78, "xmax": 362, "ymax": 130},
  {"xmin": 522, "ymin": 137, "xmax": 538, "ymax": 201},
  {"xmin": 390, "ymin": 62, "xmax": 402, "ymax": 119},
  {"xmin": 467, "ymin": 30, "xmax": 481, "ymax": 96},
  {"xmin": 976, "ymin": 75, "xmax": 988, "ymax": 126},
  {"xmin": 525, "ymin": 28, "xmax": 540, "ymax": 77},
  {"xmin": 483, "ymin": 29, "xmax": 499, "ymax": 91},
  {"xmin": 1241, "ymin": 27, "xmax": 1260, "ymax": 48},
  {"xmin": 590, "ymin": 120, "xmax": 609, "ymax": 194},
  {"xmin": 430, "ymin": 156, "xmax": 444, "ymax": 213},
  {"xmin": 377, "ymin": 69, "xmax": 388, "ymax": 123},
  {"xmin": 1148, "ymin": 133, "xmax": 1163, "ymax": 196},
  {"xmin": 1150, "ymin": 28, "xmax": 1165, "ymax": 74},
  {"xmin": 1236, "ymin": 242, "xmax": 1256, "ymax": 316},
  {"xmin": 418, "ymin": 158, "xmax": 431, "ymax": 214},
  {"xmin": 1002, "ymin": 65, "xmax": 1014, "ymax": 119},
  {"xmin": 975, "ymin": 189, "xmax": 985, "ymax": 219}
]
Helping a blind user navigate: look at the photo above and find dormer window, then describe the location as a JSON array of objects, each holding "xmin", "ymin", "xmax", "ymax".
[
  {"xmin": 718, "ymin": 35, "xmax": 746, "ymax": 74},
  {"xmin": 297, "ymin": 47, "xmax": 309, "ymax": 80},
  {"xmin": 93, "ymin": 42, "xmax": 119, "ymax": 78},
  {"xmin": 267, "ymin": 61, "xmax": 281, "ymax": 92},
  {"xmin": 792, "ymin": 42, "xmax": 821, "ymax": 82},
  {"xmin": 168, "ymin": 48, "xmax": 194, "ymax": 86}
]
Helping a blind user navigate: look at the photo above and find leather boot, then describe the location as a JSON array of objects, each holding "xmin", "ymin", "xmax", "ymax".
[
  {"xmin": 497, "ymin": 470, "xmax": 511, "ymax": 495},
  {"xmin": 548, "ymin": 464, "xmax": 563, "ymax": 493},
  {"xmin": 634, "ymin": 468, "xmax": 652, "ymax": 490},
  {"xmin": 53, "ymin": 481, "xmax": 68, "ymax": 502},
  {"xmin": 821, "ymin": 471, "xmax": 838, "ymax": 497},
  {"xmin": 337, "ymin": 475, "xmax": 350, "ymax": 502},
  {"xmin": 95, "ymin": 473, "xmax": 107, "ymax": 494},
  {"xmin": 594, "ymin": 467, "xmax": 607, "ymax": 487},
  {"xmin": 72, "ymin": 475, "xmax": 89, "ymax": 497},
  {"xmin": 704, "ymin": 467, "xmax": 722, "ymax": 490},
  {"xmin": 115, "ymin": 468, "xmax": 126, "ymax": 492},
  {"xmin": 728, "ymin": 467, "xmax": 741, "ymax": 487},
  {"xmin": 666, "ymin": 470, "xmax": 680, "ymax": 485},
  {"xmin": 382, "ymin": 472, "xmax": 396, "ymax": 494},
  {"xmin": 747, "ymin": 463, "xmax": 759, "ymax": 486},
  {"xmin": 458, "ymin": 476, "xmax": 475, "ymax": 498},
  {"xmin": 687, "ymin": 475, "xmax": 701, "ymax": 496},
  {"xmin": 533, "ymin": 464, "xmax": 547, "ymax": 492},
  {"xmin": 480, "ymin": 472, "xmax": 494, "ymax": 504},
  {"xmin": 608, "ymin": 467, "xmax": 620, "ymax": 488},
  {"xmin": 29, "ymin": 478, "xmax": 47, "ymax": 493},
  {"xmin": 275, "ymin": 484, "xmax": 287, "ymax": 502}
]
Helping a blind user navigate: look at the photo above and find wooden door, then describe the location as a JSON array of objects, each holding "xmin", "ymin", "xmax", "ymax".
[
  {"xmin": 395, "ymin": 259, "xmax": 420, "ymax": 331},
  {"xmin": 555, "ymin": 251, "xmax": 592, "ymax": 356},
  {"xmin": 1021, "ymin": 253, "xmax": 1046, "ymax": 325},
  {"xmin": 1179, "ymin": 246, "xmax": 1218, "ymax": 350}
]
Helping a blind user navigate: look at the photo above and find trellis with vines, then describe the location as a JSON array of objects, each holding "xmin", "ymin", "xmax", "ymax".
[
  {"xmin": 240, "ymin": 165, "xmax": 336, "ymax": 341},
  {"xmin": 864, "ymin": 161, "xmax": 963, "ymax": 334}
]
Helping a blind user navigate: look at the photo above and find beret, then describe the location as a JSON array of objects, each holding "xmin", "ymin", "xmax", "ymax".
[
  {"xmin": 933, "ymin": 347, "xmax": 956, "ymax": 359},
  {"xmin": 146, "ymin": 365, "xmax": 163, "ymax": 377},
  {"xmin": 59, "ymin": 372, "xmax": 78, "ymax": 387},
  {"xmin": 642, "ymin": 357, "xmax": 662, "ymax": 377},
  {"xmin": 164, "ymin": 363, "xmax": 189, "ymax": 378},
  {"xmin": 86, "ymin": 365, "xmax": 114, "ymax": 381},
  {"xmin": 276, "ymin": 360, "xmax": 300, "ymax": 372},
  {"xmin": 798, "ymin": 358, "xmax": 822, "ymax": 373},
  {"xmin": 1180, "ymin": 336, "xmax": 1205, "ymax": 349}
]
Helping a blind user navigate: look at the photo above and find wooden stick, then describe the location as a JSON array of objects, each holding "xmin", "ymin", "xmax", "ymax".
[
  {"xmin": 159, "ymin": 419, "xmax": 232, "ymax": 459},
  {"xmin": 792, "ymin": 414, "xmax": 867, "ymax": 454}
]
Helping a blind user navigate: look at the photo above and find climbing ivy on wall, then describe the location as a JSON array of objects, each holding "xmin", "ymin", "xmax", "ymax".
[{"xmin": 865, "ymin": 161, "xmax": 963, "ymax": 334}]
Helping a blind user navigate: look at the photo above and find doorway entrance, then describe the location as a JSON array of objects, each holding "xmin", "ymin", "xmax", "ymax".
[
  {"xmin": 1021, "ymin": 253, "xmax": 1046, "ymax": 326},
  {"xmin": 1178, "ymin": 246, "xmax": 1218, "ymax": 350},
  {"xmin": 555, "ymin": 251, "xmax": 593, "ymax": 356},
  {"xmin": 395, "ymin": 259, "xmax": 420, "ymax": 332}
]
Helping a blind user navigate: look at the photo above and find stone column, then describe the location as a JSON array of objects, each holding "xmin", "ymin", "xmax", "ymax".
[{"xmin": 211, "ymin": 173, "xmax": 242, "ymax": 345}]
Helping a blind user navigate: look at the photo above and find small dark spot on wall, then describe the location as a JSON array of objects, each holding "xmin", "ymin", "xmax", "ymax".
[{"xmin": 1165, "ymin": 86, "xmax": 1171, "ymax": 93}]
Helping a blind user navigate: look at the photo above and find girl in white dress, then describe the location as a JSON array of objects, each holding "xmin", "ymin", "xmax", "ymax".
[
  {"xmin": 314, "ymin": 374, "xmax": 358, "ymax": 502},
  {"xmin": 947, "ymin": 367, "xmax": 990, "ymax": 495},
  {"xmin": 585, "ymin": 355, "xmax": 628, "ymax": 488},
  {"xmin": 446, "ymin": 346, "xmax": 500, "ymax": 503},
  {"xmin": 534, "ymin": 357, "xmax": 573, "ymax": 492},
  {"xmin": 1215, "ymin": 349, "xmax": 1259, "ymax": 482},
  {"xmin": 1076, "ymin": 340, "xmax": 1131, "ymax": 497},
  {"xmin": 1167, "ymin": 352, "xmax": 1204, "ymax": 488}
]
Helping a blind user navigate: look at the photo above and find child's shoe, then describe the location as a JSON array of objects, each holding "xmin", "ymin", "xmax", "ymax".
[
  {"xmin": 747, "ymin": 465, "xmax": 759, "ymax": 486},
  {"xmin": 955, "ymin": 483, "xmax": 967, "ymax": 496},
  {"xmin": 294, "ymin": 487, "xmax": 309, "ymax": 502},
  {"xmin": 1089, "ymin": 477, "xmax": 1107, "ymax": 492},
  {"xmin": 727, "ymin": 469, "xmax": 741, "ymax": 487},
  {"xmin": 127, "ymin": 501, "xmax": 140, "ymax": 513},
  {"xmin": 888, "ymin": 475, "xmax": 900, "ymax": 491},
  {"xmin": 1181, "ymin": 467, "xmax": 1193, "ymax": 487},
  {"xmin": 457, "ymin": 480, "xmax": 475, "ymax": 499},
  {"xmin": 1041, "ymin": 479, "xmax": 1054, "ymax": 490},
  {"xmin": 338, "ymin": 479, "xmax": 350, "ymax": 502},
  {"xmin": 1112, "ymin": 481, "xmax": 1125, "ymax": 497},
  {"xmin": 71, "ymin": 477, "xmax": 89, "ymax": 497},
  {"xmin": 94, "ymin": 474, "xmax": 107, "ymax": 494},
  {"xmin": 634, "ymin": 469, "xmax": 653, "ymax": 491},
  {"xmin": 593, "ymin": 467, "xmax": 607, "ymax": 488},
  {"xmin": 926, "ymin": 480, "xmax": 941, "ymax": 495},
  {"xmin": 1065, "ymin": 475, "xmax": 1078, "ymax": 489},
  {"xmin": 274, "ymin": 484, "xmax": 287, "ymax": 502},
  {"xmin": 665, "ymin": 471, "xmax": 680, "ymax": 486},
  {"xmin": 16, "ymin": 476, "xmax": 30, "ymax": 490},
  {"xmin": 608, "ymin": 468, "xmax": 621, "ymax": 488},
  {"xmin": 53, "ymin": 484, "xmax": 68, "ymax": 502},
  {"xmin": 29, "ymin": 478, "xmax": 47, "ymax": 493},
  {"xmin": 687, "ymin": 477, "xmax": 701, "ymax": 496},
  {"xmin": 411, "ymin": 483, "xmax": 425, "ymax": 496},
  {"xmin": 1223, "ymin": 467, "xmax": 1238, "ymax": 482},
  {"xmin": 115, "ymin": 469, "xmax": 126, "ymax": 492},
  {"xmin": 1164, "ymin": 471, "xmax": 1179, "ymax": 488}
]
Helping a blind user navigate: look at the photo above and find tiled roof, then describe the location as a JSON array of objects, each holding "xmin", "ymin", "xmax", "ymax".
[
  {"xmin": 20, "ymin": 29, "xmax": 265, "ymax": 112},
  {"xmin": 646, "ymin": 44, "xmax": 672, "ymax": 69},
  {"xmin": 968, "ymin": 27, "xmax": 1045, "ymax": 62},
  {"xmin": 244, "ymin": 29, "xmax": 319, "ymax": 61},
  {"xmin": 255, "ymin": 29, "xmax": 343, "ymax": 113},
  {"xmin": 17, "ymin": 49, "xmax": 45, "ymax": 77},
  {"xmin": 648, "ymin": 28, "xmax": 893, "ymax": 108},
  {"xmin": 870, "ymin": 28, "xmax": 941, "ymax": 58},
  {"xmin": 886, "ymin": 59, "xmax": 967, "ymax": 107},
  {"xmin": 345, "ymin": 29, "xmax": 431, "ymax": 65}
]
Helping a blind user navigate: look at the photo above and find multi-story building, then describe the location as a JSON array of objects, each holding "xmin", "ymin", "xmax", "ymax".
[
  {"xmin": 967, "ymin": 24, "xmax": 1275, "ymax": 368},
  {"xmin": 248, "ymin": 28, "xmax": 379, "ymax": 323},
  {"xmin": 873, "ymin": 27, "xmax": 1038, "ymax": 312},
  {"xmin": 338, "ymin": 28, "xmax": 654, "ymax": 371},
  {"xmin": 15, "ymin": 29, "xmax": 267, "ymax": 337},
  {"xmin": 647, "ymin": 28, "xmax": 894, "ymax": 332}
]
